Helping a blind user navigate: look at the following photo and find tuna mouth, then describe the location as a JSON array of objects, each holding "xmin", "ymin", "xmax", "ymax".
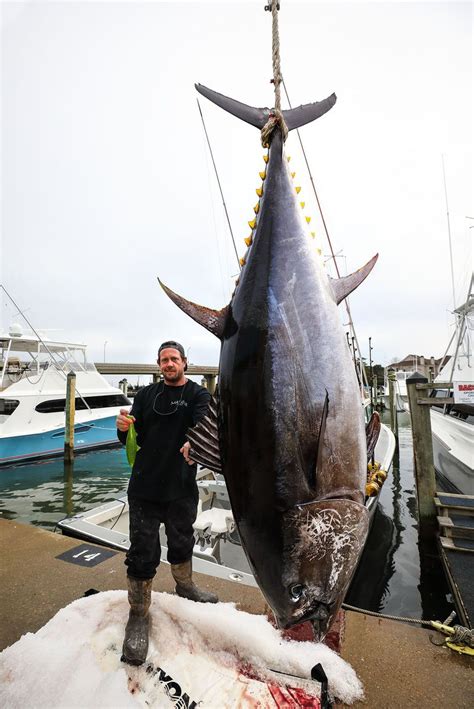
[{"xmin": 281, "ymin": 600, "xmax": 333, "ymax": 631}]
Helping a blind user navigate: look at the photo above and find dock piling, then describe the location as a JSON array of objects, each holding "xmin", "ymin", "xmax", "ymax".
[
  {"xmin": 406, "ymin": 373, "xmax": 437, "ymax": 538},
  {"xmin": 64, "ymin": 371, "xmax": 76, "ymax": 462},
  {"xmin": 388, "ymin": 370, "xmax": 398, "ymax": 440}
]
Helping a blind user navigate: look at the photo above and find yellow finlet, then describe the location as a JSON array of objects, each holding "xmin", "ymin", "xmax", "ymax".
[
  {"xmin": 263, "ymin": 155, "xmax": 269, "ymax": 163},
  {"xmin": 291, "ymin": 172, "xmax": 296, "ymax": 178},
  {"xmin": 259, "ymin": 171, "xmax": 266, "ymax": 180},
  {"xmin": 248, "ymin": 219, "xmax": 256, "ymax": 229},
  {"xmin": 306, "ymin": 216, "xmax": 311, "ymax": 224},
  {"xmin": 239, "ymin": 257, "xmax": 246, "ymax": 266},
  {"xmin": 256, "ymin": 187, "xmax": 263, "ymax": 197},
  {"xmin": 295, "ymin": 186, "xmax": 301, "ymax": 194},
  {"xmin": 300, "ymin": 202, "xmax": 305, "ymax": 209},
  {"xmin": 317, "ymin": 247, "xmax": 322, "ymax": 255},
  {"xmin": 244, "ymin": 235, "xmax": 253, "ymax": 247},
  {"xmin": 287, "ymin": 156, "xmax": 291, "ymax": 162},
  {"xmin": 253, "ymin": 203, "xmax": 260, "ymax": 214}
]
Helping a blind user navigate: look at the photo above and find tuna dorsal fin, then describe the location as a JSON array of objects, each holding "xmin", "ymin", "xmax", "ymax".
[
  {"xmin": 186, "ymin": 395, "xmax": 222, "ymax": 473},
  {"xmin": 309, "ymin": 390, "xmax": 329, "ymax": 490},
  {"xmin": 329, "ymin": 254, "xmax": 378, "ymax": 305},
  {"xmin": 158, "ymin": 278, "xmax": 228, "ymax": 339},
  {"xmin": 196, "ymin": 83, "xmax": 336, "ymax": 132}
]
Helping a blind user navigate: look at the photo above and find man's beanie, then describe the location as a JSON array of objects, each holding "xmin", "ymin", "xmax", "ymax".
[{"xmin": 158, "ymin": 341, "xmax": 186, "ymax": 359}]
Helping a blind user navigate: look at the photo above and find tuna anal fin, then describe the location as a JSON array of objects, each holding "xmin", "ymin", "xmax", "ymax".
[
  {"xmin": 187, "ymin": 396, "xmax": 222, "ymax": 473},
  {"xmin": 329, "ymin": 254, "xmax": 378, "ymax": 305},
  {"xmin": 366, "ymin": 411, "xmax": 381, "ymax": 462},
  {"xmin": 158, "ymin": 278, "xmax": 228, "ymax": 339}
]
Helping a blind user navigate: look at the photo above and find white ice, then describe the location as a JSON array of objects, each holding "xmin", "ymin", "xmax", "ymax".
[{"xmin": 0, "ymin": 591, "xmax": 364, "ymax": 707}]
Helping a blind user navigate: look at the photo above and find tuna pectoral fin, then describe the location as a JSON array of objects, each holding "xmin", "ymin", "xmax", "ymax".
[
  {"xmin": 329, "ymin": 253, "xmax": 378, "ymax": 305},
  {"xmin": 186, "ymin": 396, "xmax": 222, "ymax": 474},
  {"xmin": 196, "ymin": 83, "xmax": 336, "ymax": 132},
  {"xmin": 158, "ymin": 279, "xmax": 228, "ymax": 339},
  {"xmin": 309, "ymin": 391, "xmax": 329, "ymax": 490},
  {"xmin": 366, "ymin": 411, "xmax": 381, "ymax": 461}
]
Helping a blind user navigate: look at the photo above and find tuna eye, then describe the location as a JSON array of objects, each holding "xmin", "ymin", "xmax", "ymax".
[{"xmin": 289, "ymin": 584, "xmax": 305, "ymax": 601}]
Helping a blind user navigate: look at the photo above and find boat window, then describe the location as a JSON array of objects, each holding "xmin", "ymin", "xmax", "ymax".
[
  {"xmin": 396, "ymin": 372, "xmax": 406, "ymax": 381},
  {"xmin": 35, "ymin": 394, "xmax": 131, "ymax": 413},
  {"xmin": 449, "ymin": 405, "xmax": 474, "ymax": 425},
  {"xmin": 0, "ymin": 398, "xmax": 20, "ymax": 416}
]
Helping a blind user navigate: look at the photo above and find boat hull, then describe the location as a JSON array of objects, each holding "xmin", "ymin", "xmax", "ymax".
[
  {"xmin": 0, "ymin": 415, "xmax": 119, "ymax": 466},
  {"xmin": 431, "ymin": 409, "xmax": 474, "ymax": 495}
]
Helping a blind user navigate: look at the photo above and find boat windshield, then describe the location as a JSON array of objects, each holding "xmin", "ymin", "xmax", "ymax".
[{"xmin": 0, "ymin": 335, "xmax": 95, "ymax": 388}]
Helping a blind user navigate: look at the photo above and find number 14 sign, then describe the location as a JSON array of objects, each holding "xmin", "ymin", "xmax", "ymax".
[{"xmin": 56, "ymin": 543, "xmax": 117, "ymax": 567}]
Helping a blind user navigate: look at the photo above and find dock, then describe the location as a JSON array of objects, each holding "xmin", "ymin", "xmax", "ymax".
[
  {"xmin": 1, "ymin": 518, "xmax": 472, "ymax": 707},
  {"xmin": 436, "ymin": 492, "xmax": 474, "ymax": 628}
]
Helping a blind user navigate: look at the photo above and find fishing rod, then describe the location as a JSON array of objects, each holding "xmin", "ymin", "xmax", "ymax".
[
  {"xmin": 0, "ymin": 284, "xmax": 91, "ymax": 411},
  {"xmin": 196, "ymin": 98, "xmax": 241, "ymax": 270}
]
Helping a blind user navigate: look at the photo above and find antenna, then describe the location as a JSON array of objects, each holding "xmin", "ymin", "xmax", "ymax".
[{"xmin": 441, "ymin": 154, "xmax": 457, "ymax": 311}]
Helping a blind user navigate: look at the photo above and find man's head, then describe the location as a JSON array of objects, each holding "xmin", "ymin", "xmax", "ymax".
[{"xmin": 157, "ymin": 340, "xmax": 187, "ymax": 385}]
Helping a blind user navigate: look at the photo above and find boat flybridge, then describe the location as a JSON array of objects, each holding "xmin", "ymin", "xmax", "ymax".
[{"xmin": 0, "ymin": 325, "xmax": 131, "ymax": 466}]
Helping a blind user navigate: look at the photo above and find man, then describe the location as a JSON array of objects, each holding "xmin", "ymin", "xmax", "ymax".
[{"xmin": 116, "ymin": 340, "xmax": 218, "ymax": 666}]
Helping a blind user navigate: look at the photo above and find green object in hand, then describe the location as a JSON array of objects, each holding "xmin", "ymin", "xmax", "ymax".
[{"xmin": 126, "ymin": 418, "xmax": 139, "ymax": 468}]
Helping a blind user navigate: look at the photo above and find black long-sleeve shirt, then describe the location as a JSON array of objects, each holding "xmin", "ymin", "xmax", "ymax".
[{"xmin": 117, "ymin": 379, "xmax": 210, "ymax": 503}]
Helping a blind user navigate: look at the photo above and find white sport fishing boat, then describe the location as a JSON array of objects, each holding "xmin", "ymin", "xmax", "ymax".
[
  {"xmin": 57, "ymin": 420, "xmax": 396, "ymax": 588},
  {"xmin": 430, "ymin": 286, "xmax": 474, "ymax": 495},
  {"xmin": 0, "ymin": 325, "xmax": 131, "ymax": 466}
]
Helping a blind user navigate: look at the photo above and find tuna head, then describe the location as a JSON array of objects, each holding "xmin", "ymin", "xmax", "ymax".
[{"xmin": 274, "ymin": 499, "xmax": 369, "ymax": 639}]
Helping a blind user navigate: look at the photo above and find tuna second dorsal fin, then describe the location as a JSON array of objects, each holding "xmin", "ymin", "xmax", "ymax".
[
  {"xmin": 329, "ymin": 254, "xmax": 378, "ymax": 305},
  {"xmin": 158, "ymin": 278, "xmax": 228, "ymax": 339}
]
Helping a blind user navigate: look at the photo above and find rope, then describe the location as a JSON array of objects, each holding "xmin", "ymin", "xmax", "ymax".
[
  {"xmin": 342, "ymin": 603, "xmax": 433, "ymax": 627},
  {"xmin": 451, "ymin": 625, "xmax": 474, "ymax": 648},
  {"xmin": 343, "ymin": 603, "xmax": 474, "ymax": 652},
  {"xmin": 261, "ymin": 3, "xmax": 288, "ymax": 146}
]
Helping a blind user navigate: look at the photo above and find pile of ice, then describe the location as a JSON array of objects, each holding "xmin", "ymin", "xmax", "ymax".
[{"xmin": 0, "ymin": 591, "xmax": 364, "ymax": 707}]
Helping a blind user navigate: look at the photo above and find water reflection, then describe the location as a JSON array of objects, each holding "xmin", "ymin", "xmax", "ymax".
[
  {"xmin": 0, "ymin": 448, "xmax": 130, "ymax": 530},
  {"xmin": 346, "ymin": 410, "xmax": 453, "ymax": 621}
]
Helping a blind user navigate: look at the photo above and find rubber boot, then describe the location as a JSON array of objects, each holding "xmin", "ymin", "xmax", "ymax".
[
  {"xmin": 171, "ymin": 559, "xmax": 218, "ymax": 603},
  {"xmin": 121, "ymin": 576, "xmax": 153, "ymax": 666}
]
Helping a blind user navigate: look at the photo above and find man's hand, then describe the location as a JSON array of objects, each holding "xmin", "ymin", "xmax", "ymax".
[
  {"xmin": 117, "ymin": 408, "xmax": 134, "ymax": 432},
  {"xmin": 180, "ymin": 441, "xmax": 195, "ymax": 465}
]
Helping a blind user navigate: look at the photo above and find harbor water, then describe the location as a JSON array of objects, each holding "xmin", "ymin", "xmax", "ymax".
[{"xmin": 0, "ymin": 411, "xmax": 454, "ymax": 622}]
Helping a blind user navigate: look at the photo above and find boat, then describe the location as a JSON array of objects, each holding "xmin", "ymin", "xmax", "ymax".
[
  {"xmin": 0, "ymin": 325, "xmax": 131, "ymax": 466},
  {"xmin": 430, "ymin": 286, "xmax": 474, "ymax": 495},
  {"xmin": 57, "ymin": 420, "xmax": 396, "ymax": 589}
]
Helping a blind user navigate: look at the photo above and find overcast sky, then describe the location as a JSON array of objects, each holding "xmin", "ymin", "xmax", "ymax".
[{"xmin": 1, "ymin": 1, "xmax": 472, "ymax": 373}]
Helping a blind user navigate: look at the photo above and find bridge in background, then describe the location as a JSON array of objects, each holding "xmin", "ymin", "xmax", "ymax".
[{"xmin": 95, "ymin": 363, "xmax": 218, "ymax": 392}]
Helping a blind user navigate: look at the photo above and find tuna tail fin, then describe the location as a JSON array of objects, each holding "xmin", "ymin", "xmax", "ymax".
[
  {"xmin": 195, "ymin": 83, "xmax": 336, "ymax": 131},
  {"xmin": 329, "ymin": 253, "xmax": 378, "ymax": 305},
  {"xmin": 158, "ymin": 278, "xmax": 228, "ymax": 339}
]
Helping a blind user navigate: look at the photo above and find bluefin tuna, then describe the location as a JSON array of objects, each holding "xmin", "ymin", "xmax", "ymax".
[{"xmin": 159, "ymin": 84, "xmax": 378, "ymax": 640}]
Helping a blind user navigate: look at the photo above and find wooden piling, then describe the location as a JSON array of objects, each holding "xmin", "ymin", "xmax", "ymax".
[
  {"xmin": 406, "ymin": 374, "xmax": 437, "ymax": 538},
  {"xmin": 388, "ymin": 370, "xmax": 398, "ymax": 440},
  {"xmin": 372, "ymin": 375, "xmax": 378, "ymax": 410},
  {"xmin": 204, "ymin": 374, "xmax": 217, "ymax": 394},
  {"xmin": 64, "ymin": 371, "xmax": 76, "ymax": 462}
]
